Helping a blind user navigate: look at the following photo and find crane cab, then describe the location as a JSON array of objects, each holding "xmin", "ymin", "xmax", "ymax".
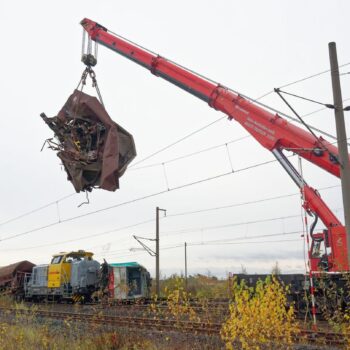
[{"xmin": 48, "ymin": 250, "xmax": 94, "ymax": 289}]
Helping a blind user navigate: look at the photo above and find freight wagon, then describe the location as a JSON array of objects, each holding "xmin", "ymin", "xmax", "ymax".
[
  {"xmin": 107, "ymin": 262, "xmax": 151, "ymax": 301},
  {"xmin": 0, "ymin": 261, "xmax": 35, "ymax": 300}
]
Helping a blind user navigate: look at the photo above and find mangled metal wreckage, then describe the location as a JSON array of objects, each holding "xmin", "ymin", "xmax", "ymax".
[{"xmin": 40, "ymin": 90, "xmax": 136, "ymax": 192}]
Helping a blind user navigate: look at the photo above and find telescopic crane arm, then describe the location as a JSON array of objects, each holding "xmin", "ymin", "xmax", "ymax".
[{"xmin": 81, "ymin": 18, "xmax": 349, "ymax": 272}]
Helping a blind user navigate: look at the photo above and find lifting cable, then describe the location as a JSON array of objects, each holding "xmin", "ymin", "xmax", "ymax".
[
  {"xmin": 76, "ymin": 66, "xmax": 105, "ymax": 107},
  {"xmin": 78, "ymin": 29, "xmax": 105, "ymax": 107}
]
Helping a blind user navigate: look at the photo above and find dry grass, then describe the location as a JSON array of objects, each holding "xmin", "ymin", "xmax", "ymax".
[{"xmin": 0, "ymin": 297, "xmax": 155, "ymax": 350}]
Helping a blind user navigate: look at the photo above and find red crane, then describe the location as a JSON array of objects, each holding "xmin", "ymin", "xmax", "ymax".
[{"xmin": 81, "ymin": 18, "xmax": 349, "ymax": 273}]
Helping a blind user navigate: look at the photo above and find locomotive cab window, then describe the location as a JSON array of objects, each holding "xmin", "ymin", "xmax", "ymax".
[{"xmin": 51, "ymin": 256, "xmax": 63, "ymax": 264}]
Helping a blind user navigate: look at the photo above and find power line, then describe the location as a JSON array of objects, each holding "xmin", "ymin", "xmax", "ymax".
[
  {"xmin": 130, "ymin": 93, "xmax": 350, "ymax": 172},
  {"xmin": 0, "ymin": 65, "xmax": 346, "ymax": 248},
  {"xmin": 95, "ymin": 238, "xmax": 302, "ymax": 259},
  {"xmin": 1, "ymin": 95, "xmax": 344, "ymax": 230},
  {"xmin": 124, "ymin": 59, "xmax": 350, "ymax": 170},
  {"xmin": 3, "ymin": 156, "xmax": 284, "ymax": 243},
  {"xmin": 129, "ymin": 116, "xmax": 226, "ymax": 168},
  {"xmin": 96, "ymin": 201, "xmax": 342, "ymax": 253},
  {"xmin": 3, "ymin": 67, "xmax": 347, "ymax": 229},
  {"xmin": 0, "ymin": 143, "xmax": 341, "ymax": 244},
  {"xmin": 0, "ymin": 159, "xmax": 280, "ymax": 242},
  {"xmin": 3, "ymin": 184, "xmax": 340, "ymax": 252},
  {"xmin": 300, "ymin": 97, "xmax": 350, "ymax": 119},
  {"xmin": 128, "ymin": 216, "xmax": 303, "ymax": 241},
  {"xmin": 164, "ymin": 184, "xmax": 339, "ymax": 218},
  {"xmin": 141, "ymin": 205, "xmax": 342, "ymax": 239},
  {"xmin": 161, "ymin": 214, "xmax": 302, "ymax": 236},
  {"xmin": 0, "ymin": 193, "xmax": 75, "ymax": 227},
  {"xmin": 278, "ymin": 62, "xmax": 350, "ymax": 89},
  {"xmin": 129, "ymin": 135, "xmax": 250, "ymax": 171},
  {"xmin": 0, "ymin": 218, "xmax": 155, "ymax": 251},
  {"xmin": 237, "ymin": 64, "xmax": 350, "ymax": 109},
  {"xmin": 108, "ymin": 27, "xmax": 349, "ymax": 94},
  {"xmin": 0, "ymin": 119, "xmax": 226, "ymax": 228},
  {"xmin": 44, "ymin": 159, "xmax": 282, "ymax": 230},
  {"xmin": 181, "ymin": 231, "xmax": 302, "ymax": 247},
  {"xmin": 97, "ymin": 232, "xmax": 304, "ymax": 260},
  {"xmin": 238, "ymin": 91, "xmax": 346, "ymax": 145}
]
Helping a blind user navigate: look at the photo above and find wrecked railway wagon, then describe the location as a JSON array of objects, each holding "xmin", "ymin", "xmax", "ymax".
[
  {"xmin": 40, "ymin": 90, "xmax": 136, "ymax": 192},
  {"xmin": 107, "ymin": 262, "xmax": 151, "ymax": 301},
  {"xmin": 0, "ymin": 260, "xmax": 35, "ymax": 299}
]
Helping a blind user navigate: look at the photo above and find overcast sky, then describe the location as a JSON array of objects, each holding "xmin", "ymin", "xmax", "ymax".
[{"xmin": 0, "ymin": 0, "xmax": 349, "ymax": 277}]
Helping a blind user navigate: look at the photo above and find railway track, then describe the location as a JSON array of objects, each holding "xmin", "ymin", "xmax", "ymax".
[
  {"xmin": 20, "ymin": 298, "xmax": 329, "ymax": 324},
  {"xmin": 0, "ymin": 306, "xmax": 346, "ymax": 347},
  {"xmin": 0, "ymin": 306, "xmax": 220, "ymax": 335}
]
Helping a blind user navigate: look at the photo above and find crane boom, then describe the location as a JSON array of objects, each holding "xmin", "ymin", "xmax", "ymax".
[{"xmin": 81, "ymin": 18, "xmax": 349, "ymax": 272}]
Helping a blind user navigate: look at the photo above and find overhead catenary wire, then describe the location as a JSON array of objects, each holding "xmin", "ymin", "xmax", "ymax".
[
  {"xmin": 0, "ymin": 218, "xmax": 155, "ymax": 251},
  {"xmin": 0, "ymin": 184, "xmax": 340, "ymax": 251},
  {"xmin": 0, "ymin": 153, "xmax": 341, "ymax": 244},
  {"xmin": 95, "ymin": 232, "xmax": 304, "ymax": 261},
  {"xmin": 129, "ymin": 135, "xmax": 250, "ymax": 171},
  {"xmin": 274, "ymin": 88, "xmax": 340, "ymax": 164},
  {"xmin": 180, "ymin": 230, "xmax": 303, "ymax": 246},
  {"xmin": 0, "ymin": 193, "xmax": 75, "ymax": 227},
  {"xmin": 129, "ymin": 116, "xmax": 226, "ymax": 168},
  {"xmin": 134, "ymin": 206, "xmax": 342, "ymax": 240},
  {"xmin": 0, "ymin": 61, "xmax": 346, "ymax": 258},
  {"xmin": 1, "ymin": 91, "xmax": 344, "ymax": 231},
  {"xmin": 301, "ymin": 97, "xmax": 350, "ymax": 119},
  {"xmin": 166, "ymin": 184, "xmax": 339, "ymax": 218},
  {"xmin": 0, "ymin": 145, "xmax": 273, "ymax": 234},
  {"xmin": 102, "ymin": 229, "xmax": 305, "ymax": 252},
  {"xmin": 226, "ymin": 64, "xmax": 350, "ymax": 113},
  {"xmin": 96, "ymin": 238, "xmax": 303, "ymax": 259},
  {"xmin": 131, "ymin": 84, "xmax": 345, "ymax": 170},
  {"xmin": 107, "ymin": 26, "xmax": 350, "ymax": 92},
  {"xmin": 117, "ymin": 41, "xmax": 349, "ymax": 168},
  {"xmin": 0, "ymin": 28, "xmax": 348, "ymax": 272},
  {"xmin": 0, "ymin": 156, "xmax": 286, "ymax": 243},
  {"xmin": 237, "ymin": 90, "xmax": 348, "ymax": 145},
  {"xmin": 2, "ymin": 91, "xmax": 347, "ymax": 230},
  {"xmin": 2, "ymin": 68, "xmax": 348, "ymax": 229},
  {"xmin": 278, "ymin": 63, "xmax": 350, "ymax": 89}
]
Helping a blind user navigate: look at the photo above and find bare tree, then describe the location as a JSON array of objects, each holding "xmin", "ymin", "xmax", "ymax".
[
  {"xmin": 271, "ymin": 261, "xmax": 281, "ymax": 275},
  {"xmin": 240, "ymin": 264, "xmax": 247, "ymax": 274}
]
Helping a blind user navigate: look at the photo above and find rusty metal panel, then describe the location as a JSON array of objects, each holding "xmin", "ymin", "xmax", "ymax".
[
  {"xmin": 0, "ymin": 261, "xmax": 35, "ymax": 286},
  {"xmin": 40, "ymin": 90, "xmax": 136, "ymax": 192}
]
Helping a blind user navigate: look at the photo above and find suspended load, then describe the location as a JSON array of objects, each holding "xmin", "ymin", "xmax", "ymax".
[{"xmin": 40, "ymin": 90, "xmax": 136, "ymax": 192}]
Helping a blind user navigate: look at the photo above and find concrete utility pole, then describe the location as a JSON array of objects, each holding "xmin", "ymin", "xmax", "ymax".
[
  {"xmin": 329, "ymin": 42, "xmax": 350, "ymax": 267},
  {"xmin": 156, "ymin": 207, "xmax": 166, "ymax": 296},
  {"xmin": 184, "ymin": 242, "xmax": 188, "ymax": 291}
]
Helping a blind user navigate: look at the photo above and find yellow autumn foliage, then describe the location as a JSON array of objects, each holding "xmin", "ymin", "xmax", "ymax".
[
  {"xmin": 164, "ymin": 277, "xmax": 199, "ymax": 323},
  {"xmin": 221, "ymin": 276, "xmax": 299, "ymax": 350}
]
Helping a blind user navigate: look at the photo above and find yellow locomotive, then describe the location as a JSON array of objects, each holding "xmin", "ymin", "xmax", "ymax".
[{"xmin": 25, "ymin": 250, "xmax": 100, "ymax": 302}]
